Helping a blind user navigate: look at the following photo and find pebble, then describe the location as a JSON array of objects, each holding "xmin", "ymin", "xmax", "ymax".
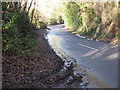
[
  {"xmin": 66, "ymin": 76, "xmax": 74, "ymax": 84},
  {"xmin": 81, "ymin": 86, "xmax": 87, "ymax": 88},
  {"xmin": 80, "ymin": 81, "xmax": 89, "ymax": 87}
]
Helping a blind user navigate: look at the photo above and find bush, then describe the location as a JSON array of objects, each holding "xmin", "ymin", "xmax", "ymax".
[
  {"xmin": 15, "ymin": 11, "xmax": 31, "ymax": 36},
  {"xmin": 39, "ymin": 21, "xmax": 47, "ymax": 29},
  {"xmin": 2, "ymin": 11, "xmax": 36, "ymax": 55},
  {"xmin": 62, "ymin": 2, "xmax": 118, "ymax": 44},
  {"xmin": 49, "ymin": 18, "xmax": 58, "ymax": 25},
  {"xmin": 35, "ymin": 21, "xmax": 47, "ymax": 29},
  {"xmin": 63, "ymin": 2, "xmax": 81, "ymax": 28}
]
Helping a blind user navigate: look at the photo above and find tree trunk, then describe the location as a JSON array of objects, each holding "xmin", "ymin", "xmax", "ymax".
[{"xmin": 28, "ymin": 0, "xmax": 34, "ymax": 12}]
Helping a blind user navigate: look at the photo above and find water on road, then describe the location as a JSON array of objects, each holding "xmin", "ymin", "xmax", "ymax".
[{"xmin": 47, "ymin": 24, "xmax": 119, "ymax": 88}]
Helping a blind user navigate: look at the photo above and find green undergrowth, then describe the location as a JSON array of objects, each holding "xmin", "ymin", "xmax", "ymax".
[
  {"xmin": 2, "ymin": 12, "xmax": 36, "ymax": 56},
  {"xmin": 2, "ymin": 3, "xmax": 37, "ymax": 56},
  {"xmin": 35, "ymin": 21, "xmax": 47, "ymax": 29},
  {"xmin": 62, "ymin": 2, "xmax": 119, "ymax": 44}
]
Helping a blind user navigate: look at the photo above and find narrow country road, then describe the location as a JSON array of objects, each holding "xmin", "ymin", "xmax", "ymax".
[{"xmin": 47, "ymin": 24, "xmax": 119, "ymax": 88}]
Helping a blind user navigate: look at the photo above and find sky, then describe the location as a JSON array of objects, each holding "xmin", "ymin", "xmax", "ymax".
[{"xmin": 35, "ymin": 0, "xmax": 62, "ymax": 18}]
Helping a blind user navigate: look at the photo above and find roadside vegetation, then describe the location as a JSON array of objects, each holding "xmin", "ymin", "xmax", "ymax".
[
  {"xmin": 2, "ymin": 1, "xmax": 63, "ymax": 88},
  {"xmin": 2, "ymin": 1, "xmax": 48, "ymax": 55},
  {"xmin": 62, "ymin": 2, "xmax": 119, "ymax": 45},
  {"xmin": 2, "ymin": 2, "xmax": 34, "ymax": 55}
]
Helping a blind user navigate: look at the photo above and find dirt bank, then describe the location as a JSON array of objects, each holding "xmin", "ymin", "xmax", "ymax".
[{"xmin": 2, "ymin": 29, "xmax": 84, "ymax": 88}]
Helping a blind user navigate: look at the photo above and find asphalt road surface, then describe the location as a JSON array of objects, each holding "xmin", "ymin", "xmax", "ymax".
[{"xmin": 47, "ymin": 24, "xmax": 119, "ymax": 88}]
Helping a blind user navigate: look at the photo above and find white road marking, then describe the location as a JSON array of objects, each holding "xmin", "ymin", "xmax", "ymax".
[{"xmin": 77, "ymin": 43, "xmax": 98, "ymax": 51}]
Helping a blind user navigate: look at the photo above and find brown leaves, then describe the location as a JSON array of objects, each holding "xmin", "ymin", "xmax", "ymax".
[{"xmin": 3, "ymin": 29, "xmax": 63, "ymax": 88}]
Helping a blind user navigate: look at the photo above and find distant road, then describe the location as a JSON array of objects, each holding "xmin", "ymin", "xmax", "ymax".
[{"xmin": 47, "ymin": 24, "xmax": 119, "ymax": 88}]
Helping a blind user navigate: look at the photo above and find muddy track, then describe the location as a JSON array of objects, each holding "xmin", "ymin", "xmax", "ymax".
[{"xmin": 3, "ymin": 29, "xmax": 89, "ymax": 88}]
